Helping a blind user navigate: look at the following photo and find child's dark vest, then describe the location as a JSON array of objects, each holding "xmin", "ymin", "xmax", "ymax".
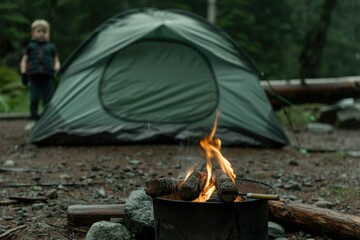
[{"xmin": 26, "ymin": 40, "xmax": 56, "ymax": 77}]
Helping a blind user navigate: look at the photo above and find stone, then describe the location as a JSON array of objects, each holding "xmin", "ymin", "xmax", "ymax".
[
  {"xmin": 32, "ymin": 203, "xmax": 46, "ymax": 211},
  {"xmin": 318, "ymin": 98, "xmax": 360, "ymax": 129},
  {"xmin": 128, "ymin": 159, "xmax": 142, "ymax": 165},
  {"xmin": 85, "ymin": 221, "xmax": 132, "ymax": 240},
  {"xmin": 336, "ymin": 106, "xmax": 360, "ymax": 129},
  {"xmin": 268, "ymin": 221, "xmax": 286, "ymax": 238},
  {"xmin": 347, "ymin": 151, "xmax": 360, "ymax": 157},
  {"xmin": 314, "ymin": 200, "xmax": 333, "ymax": 209},
  {"xmin": 45, "ymin": 189, "xmax": 58, "ymax": 199},
  {"xmin": 97, "ymin": 187, "xmax": 107, "ymax": 198},
  {"xmin": 124, "ymin": 189, "xmax": 154, "ymax": 240},
  {"xmin": 284, "ymin": 181, "xmax": 302, "ymax": 190},
  {"xmin": 3, "ymin": 160, "xmax": 15, "ymax": 167},
  {"xmin": 306, "ymin": 123, "xmax": 334, "ymax": 133}
]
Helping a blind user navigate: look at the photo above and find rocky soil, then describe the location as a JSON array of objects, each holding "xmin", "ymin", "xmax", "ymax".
[{"xmin": 0, "ymin": 119, "xmax": 359, "ymax": 239}]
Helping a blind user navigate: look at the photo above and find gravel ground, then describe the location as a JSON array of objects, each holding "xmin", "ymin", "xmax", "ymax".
[{"xmin": 0, "ymin": 119, "xmax": 359, "ymax": 239}]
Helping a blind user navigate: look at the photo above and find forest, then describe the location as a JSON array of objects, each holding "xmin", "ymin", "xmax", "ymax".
[{"xmin": 0, "ymin": 0, "xmax": 360, "ymax": 112}]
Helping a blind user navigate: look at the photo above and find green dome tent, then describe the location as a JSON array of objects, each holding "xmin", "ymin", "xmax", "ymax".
[{"xmin": 30, "ymin": 8, "xmax": 289, "ymax": 147}]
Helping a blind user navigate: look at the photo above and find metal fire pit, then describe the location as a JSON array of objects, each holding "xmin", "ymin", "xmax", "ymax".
[{"xmin": 153, "ymin": 179, "xmax": 275, "ymax": 240}]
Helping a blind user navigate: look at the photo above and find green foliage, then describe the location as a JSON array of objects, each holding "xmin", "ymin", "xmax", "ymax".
[
  {"xmin": 217, "ymin": 0, "xmax": 296, "ymax": 79},
  {"xmin": 331, "ymin": 185, "xmax": 359, "ymax": 197},
  {"xmin": 0, "ymin": 64, "xmax": 28, "ymax": 112},
  {"xmin": 276, "ymin": 104, "xmax": 323, "ymax": 126}
]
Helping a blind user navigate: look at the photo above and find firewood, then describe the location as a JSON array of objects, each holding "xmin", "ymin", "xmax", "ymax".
[
  {"xmin": 268, "ymin": 200, "xmax": 360, "ymax": 240},
  {"xmin": 178, "ymin": 171, "xmax": 207, "ymax": 201},
  {"xmin": 178, "ymin": 161, "xmax": 207, "ymax": 201},
  {"xmin": 67, "ymin": 204, "xmax": 126, "ymax": 226},
  {"xmin": 144, "ymin": 178, "xmax": 182, "ymax": 197},
  {"xmin": 211, "ymin": 168, "xmax": 237, "ymax": 202},
  {"xmin": 206, "ymin": 190, "xmax": 222, "ymax": 202}
]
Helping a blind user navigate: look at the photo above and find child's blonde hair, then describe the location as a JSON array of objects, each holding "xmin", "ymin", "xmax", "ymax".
[{"xmin": 31, "ymin": 19, "xmax": 50, "ymax": 31}]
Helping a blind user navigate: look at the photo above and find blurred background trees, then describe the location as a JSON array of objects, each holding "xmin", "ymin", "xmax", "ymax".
[{"xmin": 0, "ymin": 0, "xmax": 359, "ymax": 112}]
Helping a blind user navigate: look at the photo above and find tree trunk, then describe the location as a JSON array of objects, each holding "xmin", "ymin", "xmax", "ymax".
[
  {"xmin": 299, "ymin": 0, "xmax": 337, "ymax": 82},
  {"xmin": 207, "ymin": 0, "xmax": 217, "ymax": 24}
]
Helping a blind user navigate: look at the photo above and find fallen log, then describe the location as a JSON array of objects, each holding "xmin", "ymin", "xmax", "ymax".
[
  {"xmin": 211, "ymin": 168, "xmax": 238, "ymax": 202},
  {"xmin": 67, "ymin": 204, "xmax": 126, "ymax": 226},
  {"xmin": 262, "ymin": 76, "xmax": 360, "ymax": 109},
  {"xmin": 268, "ymin": 200, "xmax": 360, "ymax": 240}
]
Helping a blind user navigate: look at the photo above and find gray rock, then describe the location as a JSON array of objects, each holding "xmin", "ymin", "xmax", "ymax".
[
  {"xmin": 97, "ymin": 187, "xmax": 107, "ymax": 198},
  {"xmin": 314, "ymin": 200, "xmax": 333, "ymax": 209},
  {"xmin": 336, "ymin": 106, "xmax": 360, "ymax": 128},
  {"xmin": 307, "ymin": 123, "xmax": 334, "ymax": 133},
  {"xmin": 85, "ymin": 221, "xmax": 132, "ymax": 240},
  {"xmin": 128, "ymin": 159, "xmax": 142, "ymax": 165},
  {"xmin": 45, "ymin": 189, "xmax": 58, "ymax": 199},
  {"xmin": 268, "ymin": 221, "xmax": 286, "ymax": 238},
  {"xmin": 32, "ymin": 203, "xmax": 46, "ymax": 211},
  {"xmin": 124, "ymin": 189, "xmax": 154, "ymax": 240},
  {"xmin": 284, "ymin": 181, "xmax": 302, "ymax": 190},
  {"xmin": 347, "ymin": 151, "xmax": 360, "ymax": 157},
  {"xmin": 3, "ymin": 160, "xmax": 15, "ymax": 167}
]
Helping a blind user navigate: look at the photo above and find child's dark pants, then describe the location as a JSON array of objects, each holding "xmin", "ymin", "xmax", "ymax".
[{"xmin": 29, "ymin": 75, "xmax": 55, "ymax": 120}]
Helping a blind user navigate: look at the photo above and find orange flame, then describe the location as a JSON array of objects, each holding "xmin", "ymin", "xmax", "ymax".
[{"xmin": 190, "ymin": 112, "xmax": 236, "ymax": 202}]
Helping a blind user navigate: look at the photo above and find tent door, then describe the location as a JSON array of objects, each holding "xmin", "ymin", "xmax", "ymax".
[{"xmin": 100, "ymin": 40, "xmax": 218, "ymax": 123}]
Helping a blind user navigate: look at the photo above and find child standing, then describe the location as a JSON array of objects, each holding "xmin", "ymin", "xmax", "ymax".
[{"xmin": 20, "ymin": 19, "xmax": 60, "ymax": 123}]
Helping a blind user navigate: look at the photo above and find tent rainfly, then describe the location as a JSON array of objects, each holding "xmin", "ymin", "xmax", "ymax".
[{"xmin": 30, "ymin": 8, "xmax": 289, "ymax": 147}]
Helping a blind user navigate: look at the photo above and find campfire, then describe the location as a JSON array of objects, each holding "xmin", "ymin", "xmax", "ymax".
[
  {"xmin": 145, "ymin": 114, "xmax": 278, "ymax": 203},
  {"xmin": 143, "ymin": 114, "xmax": 279, "ymax": 240}
]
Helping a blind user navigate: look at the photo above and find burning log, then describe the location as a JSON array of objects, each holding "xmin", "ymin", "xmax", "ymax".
[
  {"xmin": 144, "ymin": 178, "xmax": 182, "ymax": 197},
  {"xmin": 268, "ymin": 200, "xmax": 360, "ymax": 240},
  {"xmin": 178, "ymin": 161, "xmax": 207, "ymax": 201},
  {"xmin": 211, "ymin": 168, "xmax": 238, "ymax": 202},
  {"xmin": 178, "ymin": 172, "xmax": 207, "ymax": 201}
]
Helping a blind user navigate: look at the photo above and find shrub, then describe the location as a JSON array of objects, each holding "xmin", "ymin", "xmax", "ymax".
[{"xmin": 0, "ymin": 64, "xmax": 29, "ymax": 112}]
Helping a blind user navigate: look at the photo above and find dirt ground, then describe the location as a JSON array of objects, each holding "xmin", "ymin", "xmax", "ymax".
[{"xmin": 0, "ymin": 119, "xmax": 359, "ymax": 240}]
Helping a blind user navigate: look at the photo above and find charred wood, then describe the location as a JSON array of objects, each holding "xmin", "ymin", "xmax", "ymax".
[
  {"xmin": 178, "ymin": 171, "xmax": 207, "ymax": 201},
  {"xmin": 211, "ymin": 168, "xmax": 237, "ymax": 202},
  {"xmin": 178, "ymin": 161, "xmax": 207, "ymax": 201}
]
